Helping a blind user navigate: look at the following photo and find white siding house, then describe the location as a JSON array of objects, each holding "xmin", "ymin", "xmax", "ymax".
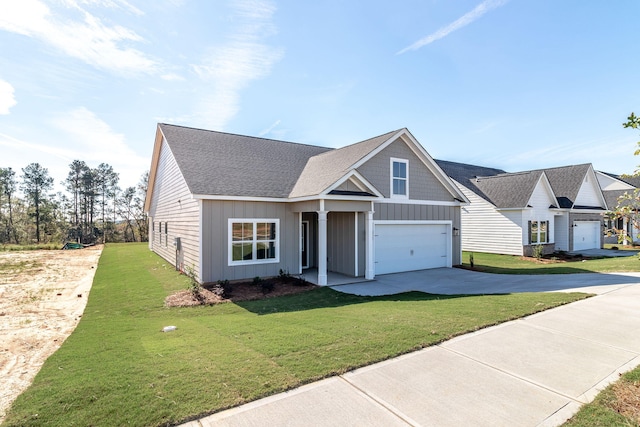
[{"xmin": 437, "ymin": 161, "xmax": 607, "ymax": 255}]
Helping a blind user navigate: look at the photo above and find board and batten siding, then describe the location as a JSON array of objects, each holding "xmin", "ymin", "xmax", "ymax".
[
  {"xmin": 373, "ymin": 202, "xmax": 462, "ymax": 265},
  {"xmin": 357, "ymin": 139, "xmax": 454, "ymax": 202},
  {"xmin": 148, "ymin": 138, "xmax": 200, "ymax": 274},
  {"xmin": 327, "ymin": 212, "xmax": 356, "ymax": 276},
  {"xmin": 457, "ymin": 184, "xmax": 524, "ymax": 256},
  {"xmin": 200, "ymin": 200, "xmax": 299, "ymax": 283}
]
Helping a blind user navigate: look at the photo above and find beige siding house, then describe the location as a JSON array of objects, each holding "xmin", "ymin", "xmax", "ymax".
[{"xmin": 145, "ymin": 124, "xmax": 469, "ymax": 285}]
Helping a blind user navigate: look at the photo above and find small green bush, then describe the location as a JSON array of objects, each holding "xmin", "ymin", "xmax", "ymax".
[
  {"xmin": 532, "ymin": 244, "xmax": 544, "ymax": 260},
  {"xmin": 183, "ymin": 265, "xmax": 201, "ymax": 298}
]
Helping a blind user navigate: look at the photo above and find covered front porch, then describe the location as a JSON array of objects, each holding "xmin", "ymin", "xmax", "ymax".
[{"xmin": 292, "ymin": 199, "xmax": 376, "ymax": 286}]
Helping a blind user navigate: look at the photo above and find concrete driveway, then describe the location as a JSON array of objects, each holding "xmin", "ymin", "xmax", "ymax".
[
  {"xmin": 330, "ymin": 267, "xmax": 640, "ymax": 296},
  {"xmin": 185, "ymin": 271, "xmax": 640, "ymax": 427}
]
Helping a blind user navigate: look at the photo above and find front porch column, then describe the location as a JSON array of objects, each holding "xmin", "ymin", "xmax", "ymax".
[
  {"xmin": 623, "ymin": 217, "xmax": 629, "ymax": 245},
  {"xmin": 365, "ymin": 210, "xmax": 375, "ymax": 280},
  {"xmin": 317, "ymin": 210, "xmax": 328, "ymax": 286}
]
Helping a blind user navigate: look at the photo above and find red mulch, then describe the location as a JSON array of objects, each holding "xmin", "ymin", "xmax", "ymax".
[{"xmin": 164, "ymin": 279, "xmax": 318, "ymax": 307}]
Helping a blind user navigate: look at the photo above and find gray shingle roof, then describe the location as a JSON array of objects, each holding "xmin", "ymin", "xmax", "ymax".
[
  {"xmin": 289, "ymin": 129, "xmax": 399, "ymax": 198},
  {"xmin": 473, "ymin": 171, "xmax": 547, "ymax": 208},
  {"xmin": 435, "ymin": 160, "xmax": 510, "ymax": 205},
  {"xmin": 159, "ymin": 124, "xmax": 331, "ymax": 198},
  {"xmin": 158, "ymin": 124, "xmax": 403, "ymax": 199},
  {"xmin": 542, "ymin": 164, "xmax": 592, "ymax": 209},
  {"xmin": 603, "ymin": 189, "xmax": 637, "ymax": 209},
  {"xmin": 436, "ymin": 160, "xmax": 603, "ymax": 209}
]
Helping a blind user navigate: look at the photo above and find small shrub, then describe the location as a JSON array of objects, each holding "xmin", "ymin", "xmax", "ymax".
[
  {"xmin": 611, "ymin": 246, "xmax": 619, "ymax": 251},
  {"xmin": 252, "ymin": 276, "xmax": 273, "ymax": 294},
  {"xmin": 183, "ymin": 265, "xmax": 201, "ymax": 299},
  {"xmin": 293, "ymin": 275, "xmax": 307, "ymax": 286},
  {"xmin": 532, "ymin": 244, "xmax": 544, "ymax": 260},
  {"xmin": 278, "ymin": 269, "xmax": 293, "ymax": 283},
  {"xmin": 469, "ymin": 252, "xmax": 474, "ymax": 269},
  {"xmin": 260, "ymin": 279, "xmax": 275, "ymax": 295}
]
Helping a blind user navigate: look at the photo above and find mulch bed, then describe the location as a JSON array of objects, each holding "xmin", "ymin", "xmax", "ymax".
[{"xmin": 165, "ymin": 278, "xmax": 318, "ymax": 307}]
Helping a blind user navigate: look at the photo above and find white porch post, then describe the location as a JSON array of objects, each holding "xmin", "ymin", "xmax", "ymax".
[
  {"xmin": 365, "ymin": 209, "xmax": 375, "ymax": 280},
  {"xmin": 317, "ymin": 210, "xmax": 328, "ymax": 286},
  {"xmin": 623, "ymin": 217, "xmax": 629, "ymax": 245},
  {"xmin": 298, "ymin": 212, "xmax": 303, "ymax": 274}
]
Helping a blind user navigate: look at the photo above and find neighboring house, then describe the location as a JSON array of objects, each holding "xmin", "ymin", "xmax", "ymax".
[
  {"xmin": 144, "ymin": 124, "xmax": 469, "ymax": 285},
  {"xmin": 597, "ymin": 171, "xmax": 640, "ymax": 244},
  {"xmin": 435, "ymin": 161, "xmax": 607, "ymax": 256}
]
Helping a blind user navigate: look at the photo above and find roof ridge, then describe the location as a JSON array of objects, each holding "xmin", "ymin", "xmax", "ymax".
[
  {"xmin": 307, "ymin": 128, "xmax": 402, "ymax": 160},
  {"xmin": 158, "ymin": 123, "xmax": 332, "ymax": 151}
]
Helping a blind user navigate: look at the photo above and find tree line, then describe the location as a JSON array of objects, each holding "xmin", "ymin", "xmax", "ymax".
[{"xmin": 0, "ymin": 161, "xmax": 148, "ymax": 246}]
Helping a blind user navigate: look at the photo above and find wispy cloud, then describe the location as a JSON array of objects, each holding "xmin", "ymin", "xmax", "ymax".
[
  {"xmin": 397, "ymin": 0, "xmax": 509, "ymax": 54},
  {"xmin": 189, "ymin": 0, "xmax": 284, "ymax": 129},
  {"xmin": 0, "ymin": 0, "xmax": 158, "ymax": 75},
  {"xmin": 259, "ymin": 119, "xmax": 281, "ymax": 137},
  {"xmin": 47, "ymin": 107, "xmax": 149, "ymax": 185},
  {"xmin": 0, "ymin": 78, "xmax": 17, "ymax": 114}
]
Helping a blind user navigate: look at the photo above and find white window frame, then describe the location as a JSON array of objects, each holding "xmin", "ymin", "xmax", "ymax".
[
  {"xmin": 390, "ymin": 157, "xmax": 409, "ymax": 199},
  {"xmin": 228, "ymin": 218, "xmax": 280, "ymax": 266}
]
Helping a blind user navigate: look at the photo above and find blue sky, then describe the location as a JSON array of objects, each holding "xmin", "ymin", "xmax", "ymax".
[{"xmin": 1, "ymin": 0, "xmax": 639, "ymax": 193}]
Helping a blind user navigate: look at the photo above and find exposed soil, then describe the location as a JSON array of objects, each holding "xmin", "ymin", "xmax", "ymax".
[
  {"xmin": 0, "ymin": 246, "xmax": 103, "ymax": 423},
  {"xmin": 165, "ymin": 278, "xmax": 318, "ymax": 307}
]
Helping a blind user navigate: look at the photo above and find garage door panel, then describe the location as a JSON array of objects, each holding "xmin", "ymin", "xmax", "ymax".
[
  {"xmin": 573, "ymin": 221, "xmax": 599, "ymax": 251},
  {"xmin": 375, "ymin": 223, "xmax": 450, "ymax": 275}
]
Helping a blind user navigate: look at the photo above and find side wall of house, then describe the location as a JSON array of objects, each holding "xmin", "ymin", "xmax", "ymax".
[
  {"xmin": 373, "ymin": 202, "xmax": 462, "ymax": 265},
  {"xmin": 148, "ymin": 138, "xmax": 200, "ymax": 274},
  {"xmin": 200, "ymin": 200, "xmax": 299, "ymax": 283},
  {"xmin": 456, "ymin": 184, "xmax": 524, "ymax": 256}
]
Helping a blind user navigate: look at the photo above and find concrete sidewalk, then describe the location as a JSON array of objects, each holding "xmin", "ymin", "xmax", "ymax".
[{"xmin": 183, "ymin": 279, "xmax": 640, "ymax": 427}]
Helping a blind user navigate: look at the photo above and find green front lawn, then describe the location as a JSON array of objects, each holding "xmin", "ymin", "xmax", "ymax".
[
  {"xmin": 3, "ymin": 244, "xmax": 589, "ymax": 427},
  {"xmin": 463, "ymin": 251, "xmax": 640, "ymax": 274}
]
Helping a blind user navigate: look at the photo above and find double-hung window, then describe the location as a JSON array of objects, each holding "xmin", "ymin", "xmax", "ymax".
[
  {"xmin": 229, "ymin": 219, "xmax": 279, "ymax": 265},
  {"xmin": 529, "ymin": 220, "xmax": 549, "ymax": 244},
  {"xmin": 391, "ymin": 158, "xmax": 408, "ymax": 198}
]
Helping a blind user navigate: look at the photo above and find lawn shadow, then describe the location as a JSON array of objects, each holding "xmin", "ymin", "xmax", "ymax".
[{"xmin": 234, "ymin": 287, "xmax": 474, "ymax": 315}]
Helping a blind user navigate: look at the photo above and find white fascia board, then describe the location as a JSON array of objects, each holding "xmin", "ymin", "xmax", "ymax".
[
  {"xmin": 192, "ymin": 193, "xmax": 383, "ymax": 203},
  {"xmin": 323, "ymin": 169, "xmax": 384, "ymax": 198},
  {"xmin": 525, "ymin": 172, "xmax": 558, "ymax": 208},
  {"xmin": 586, "ymin": 165, "xmax": 609, "ymax": 209},
  {"xmin": 376, "ymin": 198, "xmax": 465, "ymax": 207}
]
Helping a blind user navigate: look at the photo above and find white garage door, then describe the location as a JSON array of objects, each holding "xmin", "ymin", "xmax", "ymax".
[
  {"xmin": 374, "ymin": 223, "xmax": 450, "ymax": 275},
  {"xmin": 573, "ymin": 221, "xmax": 600, "ymax": 251}
]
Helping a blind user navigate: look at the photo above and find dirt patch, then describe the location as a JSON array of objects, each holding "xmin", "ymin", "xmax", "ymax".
[
  {"xmin": 610, "ymin": 380, "xmax": 640, "ymax": 423},
  {"xmin": 165, "ymin": 279, "xmax": 318, "ymax": 307},
  {"xmin": 0, "ymin": 246, "xmax": 103, "ymax": 423}
]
